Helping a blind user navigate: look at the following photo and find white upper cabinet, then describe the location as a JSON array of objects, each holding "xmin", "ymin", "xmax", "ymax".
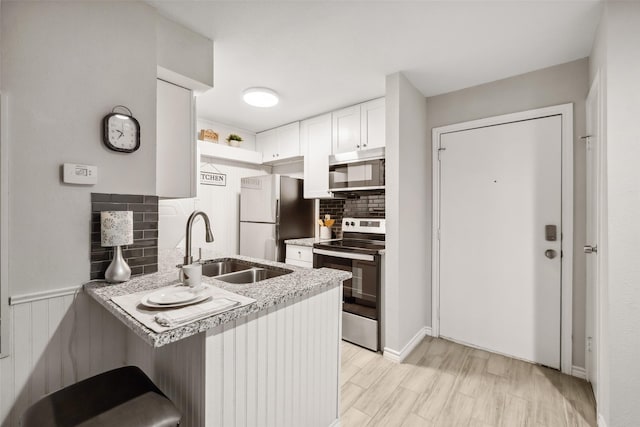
[
  {"xmin": 257, "ymin": 128, "xmax": 279, "ymax": 162},
  {"xmin": 332, "ymin": 98, "xmax": 385, "ymax": 154},
  {"xmin": 276, "ymin": 122, "xmax": 301, "ymax": 159},
  {"xmin": 156, "ymin": 79, "xmax": 196, "ymax": 198},
  {"xmin": 361, "ymin": 98, "xmax": 386, "ymax": 150},
  {"xmin": 301, "ymin": 113, "xmax": 333, "ymax": 199},
  {"xmin": 332, "ymin": 105, "xmax": 361, "ymax": 154},
  {"xmin": 257, "ymin": 122, "xmax": 301, "ymax": 163}
]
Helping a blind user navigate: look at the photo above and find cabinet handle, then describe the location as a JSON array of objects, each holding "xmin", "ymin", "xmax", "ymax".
[
  {"xmin": 356, "ymin": 144, "xmax": 360, "ymax": 148},
  {"xmin": 363, "ymin": 144, "xmax": 367, "ymax": 147},
  {"xmin": 276, "ymin": 153, "xmax": 279, "ymax": 157},
  {"xmin": 272, "ymin": 154, "xmax": 275, "ymax": 158}
]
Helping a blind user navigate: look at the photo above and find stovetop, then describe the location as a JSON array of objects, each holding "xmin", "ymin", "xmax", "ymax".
[
  {"xmin": 318, "ymin": 238, "xmax": 385, "ymax": 251},
  {"xmin": 313, "ymin": 217, "xmax": 386, "ymax": 255}
]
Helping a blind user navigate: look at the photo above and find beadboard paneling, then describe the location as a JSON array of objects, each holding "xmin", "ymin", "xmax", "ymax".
[
  {"xmin": 125, "ymin": 285, "xmax": 342, "ymax": 427},
  {"xmin": 204, "ymin": 286, "xmax": 341, "ymax": 427},
  {"xmin": 0, "ymin": 292, "xmax": 128, "ymax": 427}
]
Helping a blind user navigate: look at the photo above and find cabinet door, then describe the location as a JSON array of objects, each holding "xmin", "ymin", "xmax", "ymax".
[
  {"xmin": 156, "ymin": 79, "xmax": 196, "ymax": 198},
  {"xmin": 276, "ymin": 122, "xmax": 300, "ymax": 159},
  {"xmin": 301, "ymin": 113, "xmax": 333, "ymax": 199},
  {"xmin": 361, "ymin": 98, "xmax": 385, "ymax": 150},
  {"xmin": 332, "ymin": 105, "xmax": 361, "ymax": 154},
  {"xmin": 257, "ymin": 128, "xmax": 279, "ymax": 162}
]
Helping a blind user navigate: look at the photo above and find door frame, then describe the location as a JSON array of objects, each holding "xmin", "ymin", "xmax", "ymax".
[
  {"xmin": 431, "ymin": 103, "xmax": 574, "ymax": 374},
  {"xmin": 0, "ymin": 92, "xmax": 10, "ymax": 358},
  {"xmin": 585, "ymin": 72, "xmax": 603, "ymax": 397}
]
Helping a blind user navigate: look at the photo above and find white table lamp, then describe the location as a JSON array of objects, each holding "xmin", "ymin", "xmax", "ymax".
[{"xmin": 101, "ymin": 211, "xmax": 134, "ymax": 283}]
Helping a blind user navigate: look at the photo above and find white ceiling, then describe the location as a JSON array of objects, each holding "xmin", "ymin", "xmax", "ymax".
[{"xmin": 150, "ymin": 1, "xmax": 602, "ymax": 133}]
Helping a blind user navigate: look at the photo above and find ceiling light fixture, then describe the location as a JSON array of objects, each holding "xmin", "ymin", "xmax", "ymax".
[{"xmin": 243, "ymin": 87, "xmax": 279, "ymax": 108}]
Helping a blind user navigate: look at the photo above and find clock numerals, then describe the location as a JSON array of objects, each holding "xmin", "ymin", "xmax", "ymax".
[{"xmin": 103, "ymin": 112, "xmax": 140, "ymax": 153}]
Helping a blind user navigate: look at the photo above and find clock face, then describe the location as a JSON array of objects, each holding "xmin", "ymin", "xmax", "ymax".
[{"xmin": 103, "ymin": 113, "xmax": 140, "ymax": 153}]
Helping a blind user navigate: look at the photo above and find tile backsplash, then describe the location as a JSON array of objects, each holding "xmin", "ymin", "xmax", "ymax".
[
  {"xmin": 90, "ymin": 193, "xmax": 159, "ymax": 280},
  {"xmin": 319, "ymin": 199, "xmax": 346, "ymax": 239},
  {"xmin": 319, "ymin": 193, "xmax": 385, "ymax": 238}
]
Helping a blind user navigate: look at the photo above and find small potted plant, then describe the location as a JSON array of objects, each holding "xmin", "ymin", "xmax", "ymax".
[{"xmin": 226, "ymin": 134, "xmax": 243, "ymax": 147}]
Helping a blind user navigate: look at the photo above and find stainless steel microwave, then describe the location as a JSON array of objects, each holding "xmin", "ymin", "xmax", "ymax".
[{"xmin": 329, "ymin": 148, "xmax": 385, "ymax": 192}]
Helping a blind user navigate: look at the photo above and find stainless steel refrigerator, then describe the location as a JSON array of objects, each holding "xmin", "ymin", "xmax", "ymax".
[{"xmin": 240, "ymin": 175, "xmax": 314, "ymax": 262}]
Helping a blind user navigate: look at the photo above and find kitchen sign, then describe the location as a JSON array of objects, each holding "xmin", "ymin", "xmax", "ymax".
[{"xmin": 200, "ymin": 171, "xmax": 227, "ymax": 187}]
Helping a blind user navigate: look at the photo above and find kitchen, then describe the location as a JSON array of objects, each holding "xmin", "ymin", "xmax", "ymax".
[{"xmin": 0, "ymin": 1, "xmax": 639, "ymax": 427}]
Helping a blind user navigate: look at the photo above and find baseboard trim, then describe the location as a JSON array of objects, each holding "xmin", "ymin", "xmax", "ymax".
[
  {"xmin": 328, "ymin": 418, "xmax": 340, "ymax": 427},
  {"xmin": 383, "ymin": 326, "xmax": 431, "ymax": 363},
  {"xmin": 9, "ymin": 284, "xmax": 82, "ymax": 305},
  {"xmin": 572, "ymin": 365, "xmax": 587, "ymax": 380},
  {"xmin": 598, "ymin": 413, "xmax": 607, "ymax": 427}
]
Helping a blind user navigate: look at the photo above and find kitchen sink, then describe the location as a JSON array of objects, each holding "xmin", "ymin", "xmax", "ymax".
[
  {"xmin": 215, "ymin": 268, "xmax": 290, "ymax": 284},
  {"xmin": 201, "ymin": 261, "xmax": 253, "ymax": 277},
  {"xmin": 199, "ymin": 259, "xmax": 292, "ymax": 284}
]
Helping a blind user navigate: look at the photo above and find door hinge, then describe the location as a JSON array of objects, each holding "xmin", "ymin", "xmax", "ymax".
[
  {"xmin": 437, "ymin": 147, "xmax": 446, "ymax": 161},
  {"xmin": 437, "ymin": 229, "xmax": 441, "ymax": 240},
  {"xmin": 587, "ymin": 336, "xmax": 593, "ymax": 352}
]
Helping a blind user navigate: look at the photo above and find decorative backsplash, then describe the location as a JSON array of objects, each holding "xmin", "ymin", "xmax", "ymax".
[
  {"xmin": 319, "ymin": 199, "xmax": 346, "ymax": 239},
  {"xmin": 319, "ymin": 194, "xmax": 385, "ymax": 238},
  {"xmin": 344, "ymin": 194, "xmax": 386, "ymax": 218},
  {"xmin": 90, "ymin": 193, "xmax": 159, "ymax": 280}
]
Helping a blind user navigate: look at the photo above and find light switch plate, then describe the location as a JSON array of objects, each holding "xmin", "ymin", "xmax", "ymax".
[{"xmin": 63, "ymin": 163, "xmax": 98, "ymax": 185}]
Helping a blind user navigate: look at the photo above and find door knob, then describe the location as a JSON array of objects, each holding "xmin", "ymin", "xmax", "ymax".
[
  {"xmin": 584, "ymin": 245, "xmax": 598, "ymax": 254},
  {"xmin": 545, "ymin": 249, "xmax": 557, "ymax": 259}
]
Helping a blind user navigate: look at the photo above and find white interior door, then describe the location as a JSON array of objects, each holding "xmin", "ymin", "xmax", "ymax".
[
  {"xmin": 439, "ymin": 115, "xmax": 562, "ymax": 369},
  {"xmin": 586, "ymin": 77, "xmax": 601, "ymax": 398}
]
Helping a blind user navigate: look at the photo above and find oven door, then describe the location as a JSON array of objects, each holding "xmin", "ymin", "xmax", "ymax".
[
  {"xmin": 313, "ymin": 250, "xmax": 380, "ymax": 316},
  {"xmin": 313, "ymin": 249, "xmax": 380, "ymax": 350}
]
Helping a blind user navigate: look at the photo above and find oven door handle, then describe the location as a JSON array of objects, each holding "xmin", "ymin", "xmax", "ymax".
[{"xmin": 313, "ymin": 248, "xmax": 375, "ymax": 262}]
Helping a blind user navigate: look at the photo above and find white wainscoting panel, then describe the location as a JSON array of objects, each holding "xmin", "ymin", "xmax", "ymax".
[
  {"xmin": 0, "ymin": 291, "xmax": 127, "ymax": 427},
  {"xmin": 203, "ymin": 286, "xmax": 341, "ymax": 427}
]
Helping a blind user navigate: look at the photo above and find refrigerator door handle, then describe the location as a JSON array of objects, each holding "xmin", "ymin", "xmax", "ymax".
[
  {"xmin": 275, "ymin": 223, "xmax": 280, "ymax": 260},
  {"xmin": 275, "ymin": 199, "xmax": 280, "ymax": 224}
]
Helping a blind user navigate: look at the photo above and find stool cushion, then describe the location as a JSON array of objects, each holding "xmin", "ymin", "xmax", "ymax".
[{"xmin": 21, "ymin": 366, "xmax": 181, "ymax": 427}]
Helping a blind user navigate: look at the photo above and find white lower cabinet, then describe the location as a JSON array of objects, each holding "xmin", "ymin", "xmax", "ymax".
[
  {"xmin": 301, "ymin": 113, "xmax": 333, "ymax": 199},
  {"xmin": 285, "ymin": 244, "xmax": 313, "ymax": 268}
]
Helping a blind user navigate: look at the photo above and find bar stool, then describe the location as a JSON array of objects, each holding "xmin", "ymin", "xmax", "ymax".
[{"xmin": 21, "ymin": 366, "xmax": 181, "ymax": 427}]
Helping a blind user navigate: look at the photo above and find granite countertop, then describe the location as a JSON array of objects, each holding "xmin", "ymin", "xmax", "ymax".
[
  {"xmin": 284, "ymin": 237, "xmax": 340, "ymax": 247},
  {"xmin": 84, "ymin": 254, "xmax": 351, "ymax": 348}
]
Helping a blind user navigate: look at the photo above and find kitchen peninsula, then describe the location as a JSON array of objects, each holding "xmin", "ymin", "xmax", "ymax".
[{"xmin": 85, "ymin": 255, "xmax": 350, "ymax": 427}]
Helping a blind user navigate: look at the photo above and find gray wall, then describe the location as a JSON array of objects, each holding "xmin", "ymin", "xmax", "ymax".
[
  {"xmin": 425, "ymin": 58, "xmax": 589, "ymax": 368},
  {"xmin": 591, "ymin": 2, "xmax": 640, "ymax": 426},
  {"xmin": 385, "ymin": 72, "xmax": 430, "ymax": 353},
  {"xmin": 1, "ymin": 2, "xmax": 159, "ymax": 296}
]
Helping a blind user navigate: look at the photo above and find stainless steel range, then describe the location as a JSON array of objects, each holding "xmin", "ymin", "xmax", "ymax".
[{"xmin": 313, "ymin": 217, "xmax": 385, "ymax": 352}]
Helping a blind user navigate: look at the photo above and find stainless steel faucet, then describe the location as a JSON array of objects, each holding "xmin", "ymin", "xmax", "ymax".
[{"xmin": 184, "ymin": 211, "xmax": 214, "ymax": 265}]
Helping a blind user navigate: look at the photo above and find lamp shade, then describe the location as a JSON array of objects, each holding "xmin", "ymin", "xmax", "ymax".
[{"xmin": 101, "ymin": 211, "xmax": 134, "ymax": 247}]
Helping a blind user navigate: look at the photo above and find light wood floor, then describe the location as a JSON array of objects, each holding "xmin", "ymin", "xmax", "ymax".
[{"xmin": 340, "ymin": 337, "xmax": 596, "ymax": 427}]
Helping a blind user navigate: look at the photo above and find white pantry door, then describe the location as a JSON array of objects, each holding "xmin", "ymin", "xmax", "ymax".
[{"xmin": 439, "ymin": 115, "xmax": 562, "ymax": 369}]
